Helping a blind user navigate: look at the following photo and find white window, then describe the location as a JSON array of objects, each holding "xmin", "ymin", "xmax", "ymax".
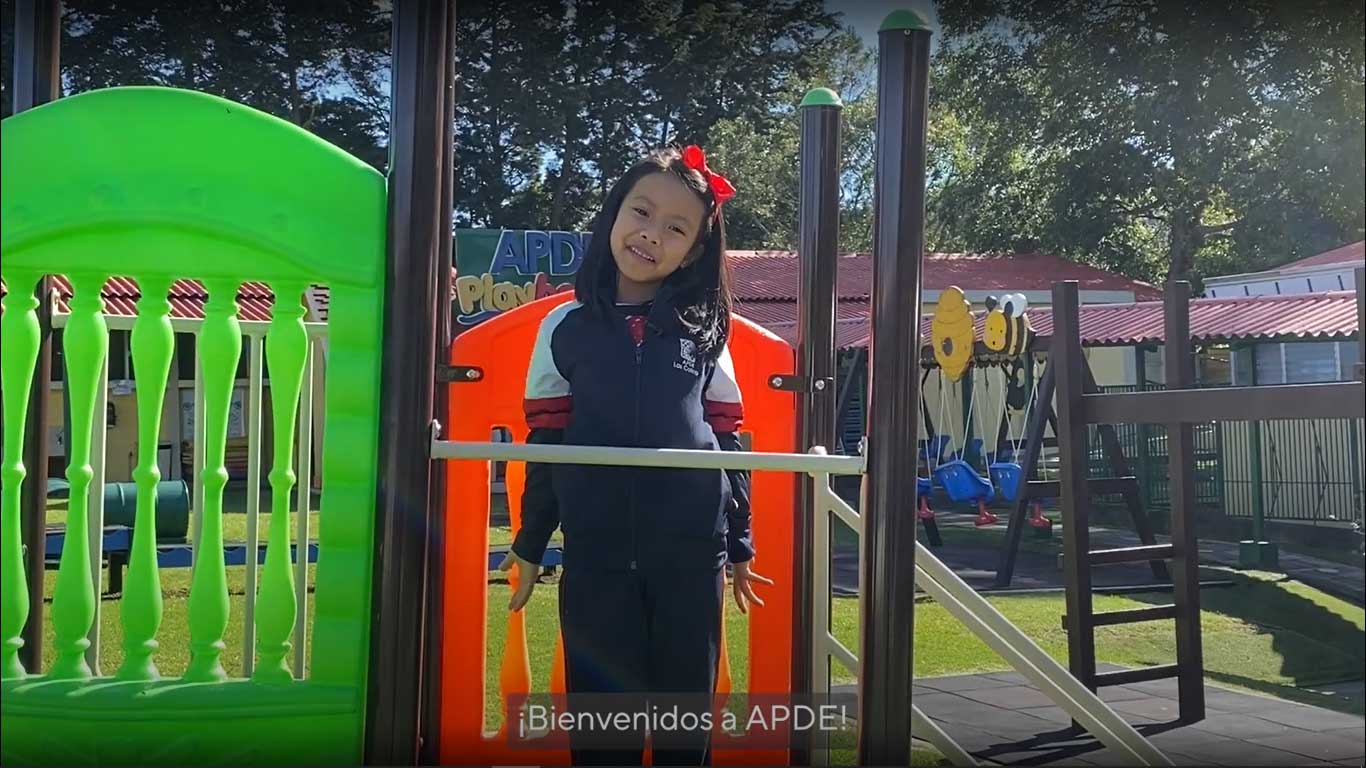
[
  {"xmin": 1254, "ymin": 343, "xmax": 1284, "ymax": 385},
  {"xmin": 1283, "ymin": 341, "xmax": 1339, "ymax": 383},
  {"xmin": 1232, "ymin": 345, "xmax": 1254, "ymax": 386},
  {"xmin": 1340, "ymin": 343, "xmax": 1360, "ymax": 382},
  {"xmin": 1236, "ymin": 340, "xmax": 1356, "ymax": 385}
]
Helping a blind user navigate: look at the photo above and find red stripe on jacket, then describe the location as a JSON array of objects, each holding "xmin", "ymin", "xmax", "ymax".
[
  {"xmin": 704, "ymin": 400, "xmax": 743, "ymax": 432},
  {"xmin": 525, "ymin": 396, "xmax": 572, "ymax": 429}
]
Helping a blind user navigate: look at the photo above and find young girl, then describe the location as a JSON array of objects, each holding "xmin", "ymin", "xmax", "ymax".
[{"xmin": 499, "ymin": 145, "xmax": 772, "ymax": 766}]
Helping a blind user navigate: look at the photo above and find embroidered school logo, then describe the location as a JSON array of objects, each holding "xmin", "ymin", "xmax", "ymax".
[{"xmin": 675, "ymin": 338, "xmax": 700, "ymax": 376}]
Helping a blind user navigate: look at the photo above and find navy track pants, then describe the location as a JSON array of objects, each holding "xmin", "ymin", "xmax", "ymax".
[{"xmin": 557, "ymin": 565, "xmax": 725, "ymax": 766}]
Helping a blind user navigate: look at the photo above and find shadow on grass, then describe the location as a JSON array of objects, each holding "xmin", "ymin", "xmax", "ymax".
[{"xmin": 1122, "ymin": 567, "xmax": 1364, "ymax": 713}]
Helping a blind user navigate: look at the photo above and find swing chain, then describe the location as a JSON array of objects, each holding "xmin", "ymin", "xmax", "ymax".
[
  {"xmin": 934, "ymin": 371, "xmax": 951, "ymax": 470},
  {"xmin": 966, "ymin": 367, "xmax": 987, "ymax": 469},
  {"xmin": 1013, "ymin": 361, "xmax": 1042, "ymax": 459},
  {"xmin": 996, "ymin": 365, "xmax": 1013, "ymax": 455}
]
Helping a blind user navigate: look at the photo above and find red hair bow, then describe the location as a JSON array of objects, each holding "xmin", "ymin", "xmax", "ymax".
[{"xmin": 681, "ymin": 145, "xmax": 736, "ymax": 207}]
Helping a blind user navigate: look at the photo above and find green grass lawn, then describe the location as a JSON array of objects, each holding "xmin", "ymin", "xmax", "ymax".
[
  {"xmin": 32, "ymin": 546, "xmax": 1361, "ymax": 766},
  {"xmin": 48, "ymin": 492, "xmax": 323, "ymax": 545},
  {"xmin": 489, "ymin": 565, "xmax": 1364, "ymax": 719},
  {"xmin": 479, "ymin": 563, "xmax": 1361, "ymax": 766},
  {"xmin": 36, "ymin": 492, "xmax": 1363, "ymax": 766},
  {"xmin": 45, "ymin": 492, "xmax": 1366, "ymax": 715},
  {"xmin": 39, "ymin": 563, "xmax": 319, "ymax": 678},
  {"xmin": 41, "ymin": 492, "xmax": 320, "ymax": 677}
]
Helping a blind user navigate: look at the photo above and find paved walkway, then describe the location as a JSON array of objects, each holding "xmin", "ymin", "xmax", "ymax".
[{"xmin": 840, "ymin": 666, "xmax": 1366, "ymax": 766}]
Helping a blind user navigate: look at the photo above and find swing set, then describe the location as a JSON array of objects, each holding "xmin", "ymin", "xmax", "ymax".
[
  {"xmin": 917, "ymin": 287, "xmax": 1053, "ymax": 532},
  {"xmin": 905, "ymin": 277, "xmax": 1195, "ymax": 595}
]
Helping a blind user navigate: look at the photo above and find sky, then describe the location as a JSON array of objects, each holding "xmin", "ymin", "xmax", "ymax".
[{"xmin": 824, "ymin": 0, "xmax": 941, "ymax": 50}]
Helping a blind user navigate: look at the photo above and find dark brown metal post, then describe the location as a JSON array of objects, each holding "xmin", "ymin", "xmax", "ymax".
[
  {"xmin": 365, "ymin": 0, "xmax": 455, "ymax": 763},
  {"xmin": 793, "ymin": 87, "xmax": 841, "ymax": 764},
  {"xmin": 858, "ymin": 11, "xmax": 931, "ymax": 766},
  {"xmin": 419, "ymin": 7, "xmax": 458, "ymax": 760},
  {"xmin": 1052, "ymin": 282, "xmax": 1096, "ymax": 695},
  {"xmin": 12, "ymin": 0, "xmax": 60, "ymax": 112},
  {"xmin": 12, "ymin": 0, "xmax": 62, "ymax": 674},
  {"xmin": 1163, "ymin": 280, "xmax": 1205, "ymax": 723}
]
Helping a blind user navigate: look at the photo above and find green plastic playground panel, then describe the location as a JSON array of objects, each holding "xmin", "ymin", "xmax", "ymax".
[{"xmin": 1, "ymin": 86, "xmax": 387, "ymax": 765}]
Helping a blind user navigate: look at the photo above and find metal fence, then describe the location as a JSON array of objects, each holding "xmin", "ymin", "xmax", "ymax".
[
  {"xmin": 1096, "ymin": 385, "xmax": 1365, "ymax": 526},
  {"xmin": 1087, "ymin": 384, "xmax": 1223, "ymax": 511},
  {"xmin": 1220, "ymin": 418, "xmax": 1364, "ymax": 525}
]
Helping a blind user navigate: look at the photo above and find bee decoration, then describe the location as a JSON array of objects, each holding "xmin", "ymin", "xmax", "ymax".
[
  {"xmin": 983, "ymin": 293, "xmax": 1034, "ymax": 357},
  {"xmin": 931, "ymin": 286, "xmax": 976, "ymax": 382}
]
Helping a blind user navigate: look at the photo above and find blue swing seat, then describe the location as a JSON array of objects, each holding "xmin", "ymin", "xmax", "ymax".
[
  {"xmin": 917, "ymin": 476, "xmax": 932, "ymax": 498},
  {"xmin": 989, "ymin": 462, "xmax": 1024, "ymax": 502},
  {"xmin": 934, "ymin": 459, "xmax": 994, "ymax": 503}
]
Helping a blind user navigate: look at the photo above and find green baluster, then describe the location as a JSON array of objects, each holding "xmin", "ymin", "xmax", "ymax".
[
  {"xmin": 1, "ymin": 271, "xmax": 42, "ymax": 680},
  {"xmin": 116, "ymin": 278, "xmax": 174, "ymax": 681},
  {"xmin": 50, "ymin": 274, "xmax": 108, "ymax": 680},
  {"xmin": 184, "ymin": 280, "xmax": 241, "ymax": 682},
  {"xmin": 253, "ymin": 283, "xmax": 308, "ymax": 683}
]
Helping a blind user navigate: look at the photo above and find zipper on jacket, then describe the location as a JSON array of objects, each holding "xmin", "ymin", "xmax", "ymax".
[{"xmin": 628, "ymin": 333, "xmax": 644, "ymax": 570}]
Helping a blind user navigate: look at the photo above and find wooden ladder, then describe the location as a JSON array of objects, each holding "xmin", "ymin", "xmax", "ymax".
[
  {"xmin": 995, "ymin": 361, "xmax": 1170, "ymax": 589},
  {"xmin": 1051, "ymin": 280, "xmax": 1206, "ymax": 724}
]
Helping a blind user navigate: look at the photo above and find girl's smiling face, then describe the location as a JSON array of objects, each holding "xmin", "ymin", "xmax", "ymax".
[{"xmin": 609, "ymin": 170, "xmax": 708, "ymax": 303}]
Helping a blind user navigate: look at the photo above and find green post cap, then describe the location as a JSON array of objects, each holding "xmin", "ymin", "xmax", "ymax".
[
  {"xmin": 879, "ymin": 9, "xmax": 933, "ymax": 33},
  {"xmin": 799, "ymin": 87, "xmax": 843, "ymax": 108}
]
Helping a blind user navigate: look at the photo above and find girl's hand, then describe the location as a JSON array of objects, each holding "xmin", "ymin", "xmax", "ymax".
[
  {"xmin": 499, "ymin": 550, "xmax": 540, "ymax": 611},
  {"xmin": 731, "ymin": 559, "xmax": 775, "ymax": 614}
]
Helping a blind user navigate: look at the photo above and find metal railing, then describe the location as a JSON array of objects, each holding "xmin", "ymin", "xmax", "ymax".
[{"xmin": 432, "ymin": 436, "xmax": 1172, "ymax": 767}]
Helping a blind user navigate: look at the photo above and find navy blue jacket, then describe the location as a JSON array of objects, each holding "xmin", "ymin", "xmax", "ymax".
[{"xmin": 509, "ymin": 292, "xmax": 753, "ymax": 571}]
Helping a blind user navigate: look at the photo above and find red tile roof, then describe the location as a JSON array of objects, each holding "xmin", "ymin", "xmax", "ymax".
[
  {"xmin": 49, "ymin": 276, "xmax": 282, "ymax": 322},
  {"xmin": 14, "ymin": 251, "xmax": 1153, "ymax": 319},
  {"xmin": 747, "ymin": 292, "xmax": 1360, "ymax": 350},
  {"xmin": 727, "ymin": 250, "xmax": 1162, "ymax": 301},
  {"xmin": 0, "ymin": 276, "xmax": 296, "ymax": 322},
  {"xmin": 7, "ymin": 258, "xmax": 1351, "ymax": 352},
  {"xmin": 1047, "ymin": 291, "xmax": 1360, "ymax": 347},
  {"xmin": 731, "ymin": 297, "xmax": 871, "ymax": 327},
  {"xmin": 1279, "ymin": 240, "xmax": 1365, "ymax": 271}
]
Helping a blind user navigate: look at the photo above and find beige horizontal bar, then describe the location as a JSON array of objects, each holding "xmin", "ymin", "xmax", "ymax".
[{"xmin": 431, "ymin": 439, "xmax": 867, "ymax": 475}]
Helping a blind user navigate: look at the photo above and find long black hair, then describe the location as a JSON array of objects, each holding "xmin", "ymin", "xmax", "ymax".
[{"xmin": 575, "ymin": 147, "xmax": 733, "ymax": 361}]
